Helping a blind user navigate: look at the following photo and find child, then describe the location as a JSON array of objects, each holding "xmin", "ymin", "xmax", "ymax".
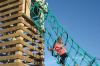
[{"xmin": 49, "ymin": 37, "xmax": 68, "ymax": 66}]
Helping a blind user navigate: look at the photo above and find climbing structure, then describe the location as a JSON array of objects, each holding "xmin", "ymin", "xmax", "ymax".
[
  {"xmin": 30, "ymin": 1, "xmax": 99, "ymax": 66},
  {"xmin": 0, "ymin": 0, "xmax": 99, "ymax": 66},
  {"xmin": 0, "ymin": 0, "xmax": 45, "ymax": 66}
]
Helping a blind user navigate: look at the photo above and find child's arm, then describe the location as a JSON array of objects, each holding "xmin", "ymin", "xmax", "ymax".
[
  {"xmin": 49, "ymin": 48, "xmax": 52, "ymax": 51},
  {"xmin": 49, "ymin": 40, "xmax": 57, "ymax": 51},
  {"xmin": 49, "ymin": 45, "xmax": 57, "ymax": 51}
]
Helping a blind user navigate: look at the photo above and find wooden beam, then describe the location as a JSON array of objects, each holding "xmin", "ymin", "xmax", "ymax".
[
  {"xmin": 19, "ymin": 33, "xmax": 44, "ymax": 49},
  {"xmin": 20, "ymin": 40, "xmax": 44, "ymax": 55},
  {"xmin": 25, "ymin": 0, "xmax": 31, "ymax": 18},
  {"xmin": 0, "ymin": 25, "xmax": 44, "ymax": 45},
  {"xmin": 21, "ymin": 19, "xmax": 39, "ymax": 34},
  {"xmin": 0, "ymin": 6, "xmax": 22, "ymax": 17},
  {"xmin": 0, "ymin": 62, "xmax": 24, "ymax": 66},
  {"xmin": 0, "ymin": 47, "xmax": 20, "ymax": 53},
  {"xmin": 20, "ymin": 26, "xmax": 44, "ymax": 43},
  {"xmin": 0, "ymin": 26, "xmax": 21, "ymax": 33},
  {"xmin": 0, "ymin": 62, "xmax": 39, "ymax": 66},
  {"xmin": 0, "ymin": 40, "xmax": 20, "ymax": 47},
  {"xmin": 0, "ymin": 40, "xmax": 44, "ymax": 55},
  {"xmin": 0, "ymin": 19, "xmax": 37, "ymax": 35},
  {"xmin": 21, "ymin": 0, "xmax": 25, "ymax": 14},
  {"xmin": 0, "ymin": 55, "xmax": 39, "ymax": 65},
  {"xmin": 0, "ymin": 12, "xmax": 23, "ymax": 22},
  {"xmin": 0, "ymin": 1, "xmax": 22, "ymax": 11},
  {"xmin": 0, "ymin": 47, "xmax": 41, "ymax": 60},
  {"xmin": 0, "ymin": 33, "xmax": 20, "ymax": 40},
  {"xmin": 0, "ymin": 0, "xmax": 17, "ymax": 6},
  {"xmin": 0, "ymin": 13, "xmax": 36, "ymax": 28},
  {"xmin": 22, "ymin": 14, "xmax": 36, "ymax": 26},
  {"xmin": 20, "ymin": 55, "xmax": 39, "ymax": 65},
  {"xmin": 0, "ymin": 19, "xmax": 21, "ymax": 28},
  {"xmin": 0, "ymin": 55, "xmax": 19, "ymax": 61},
  {"xmin": 20, "ymin": 48, "xmax": 40, "ymax": 59}
]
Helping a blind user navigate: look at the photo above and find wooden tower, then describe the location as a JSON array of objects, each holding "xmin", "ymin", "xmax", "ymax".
[{"xmin": 0, "ymin": 0, "xmax": 46, "ymax": 66}]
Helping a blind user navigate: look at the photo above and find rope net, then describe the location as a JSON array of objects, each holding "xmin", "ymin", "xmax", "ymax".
[{"xmin": 30, "ymin": 1, "xmax": 99, "ymax": 66}]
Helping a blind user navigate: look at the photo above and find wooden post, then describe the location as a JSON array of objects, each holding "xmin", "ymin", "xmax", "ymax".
[
  {"xmin": 26, "ymin": 0, "xmax": 31, "ymax": 18},
  {"xmin": 15, "ymin": 0, "xmax": 24, "ymax": 63},
  {"xmin": 21, "ymin": 0, "xmax": 31, "ymax": 18},
  {"xmin": 0, "ymin": 0, "xmax": 45, "ymax": 66},
  {"xmin": 15, "ymin": 23, "xmax": 24, "ymax": 63},
  {"xmin": 39, "ymin": 42, "xmax": 45, "ymax": 66},
  {"xmin": 22, "ymin": 0, "xmax": 25, "ymax": 14}
]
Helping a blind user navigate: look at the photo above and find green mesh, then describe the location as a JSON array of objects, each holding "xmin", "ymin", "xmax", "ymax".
[{"xmin": 30, "ymin": 1, "xmax": 99, "ymax": 66}]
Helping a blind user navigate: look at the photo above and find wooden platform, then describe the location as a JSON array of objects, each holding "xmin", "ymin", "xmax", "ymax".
[{"xmin": 0, "ymin": 0, "xmax": 45, "ymax": 66}]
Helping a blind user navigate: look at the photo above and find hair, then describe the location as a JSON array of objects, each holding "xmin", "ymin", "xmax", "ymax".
[
  {"xmin": 57, "ymin": 37, "xmax": 63, "ymax": 43},
  {"xmin": 57, "ymin": 37, "xmax": 62, "ymax": 40}
]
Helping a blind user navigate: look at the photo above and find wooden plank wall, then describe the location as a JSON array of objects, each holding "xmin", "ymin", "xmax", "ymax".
[{"xmin": 0, "ymin": 0, "xmax": 45, "ymax": 66}]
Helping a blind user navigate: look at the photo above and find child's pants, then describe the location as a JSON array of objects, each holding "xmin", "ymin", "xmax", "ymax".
[{"xmin": 60, "ymin": 53, "xmax": 68, "ymax": 64}]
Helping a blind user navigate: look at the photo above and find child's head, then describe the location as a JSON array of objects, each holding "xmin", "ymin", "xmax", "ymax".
[{"xmin": 57, "ymin": 37, "xmax": 63, "ymax": 43}]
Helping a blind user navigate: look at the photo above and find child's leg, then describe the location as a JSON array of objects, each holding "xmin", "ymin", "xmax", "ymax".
[
  {"xmin": 61, "ymin": 56, "xmax": 66, "ymax": 66},
  {"xmin": 60, "ymin": 53, "xmax": 68, "ymax": 66}
]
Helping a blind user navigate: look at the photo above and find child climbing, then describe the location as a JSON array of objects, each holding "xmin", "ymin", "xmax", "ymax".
[{"xmin": 49, "ymin": 37, "xmax": 68, "ymax": 66}]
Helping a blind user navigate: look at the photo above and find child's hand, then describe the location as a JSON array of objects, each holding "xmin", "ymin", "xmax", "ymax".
[{"xmin": 49, "ymin": 48, "xmax": 52, "ymax": 51}]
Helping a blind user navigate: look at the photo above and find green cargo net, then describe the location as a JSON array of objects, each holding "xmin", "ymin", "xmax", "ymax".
[{"xmin": 30, "ymin": 1, "xmax": 99, "ymax": 66}]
